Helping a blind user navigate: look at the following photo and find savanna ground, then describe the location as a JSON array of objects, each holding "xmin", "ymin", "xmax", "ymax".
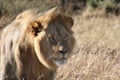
[{"xmin": 0, "ymin": 0, "xmax": 120, "ymax": 80}]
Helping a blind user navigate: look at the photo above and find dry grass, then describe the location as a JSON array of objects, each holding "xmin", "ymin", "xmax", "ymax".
[{"xmin": 55, "ymin": 11, "xmax": 120, "ymax": 80}]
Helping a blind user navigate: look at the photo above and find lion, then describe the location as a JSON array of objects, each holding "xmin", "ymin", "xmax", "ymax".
[{"xmin": 0, "ymin": 7, "xmax": 75, "ymax": 80}]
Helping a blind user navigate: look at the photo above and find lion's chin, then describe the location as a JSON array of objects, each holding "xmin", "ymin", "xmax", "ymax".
[{"xmin": 53, "ymin": 57, "xmax": 67, "ymax": 66}]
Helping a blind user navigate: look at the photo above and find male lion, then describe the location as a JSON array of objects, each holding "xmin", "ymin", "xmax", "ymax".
[{"xmin": 0, "ymin": 7, "xmax": 75, "ymax": 80}]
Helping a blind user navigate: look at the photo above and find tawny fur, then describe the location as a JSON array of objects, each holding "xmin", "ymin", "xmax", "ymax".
[{"xmin": 0, "ymin": 7, "xmax": 75, "ymax": 80}]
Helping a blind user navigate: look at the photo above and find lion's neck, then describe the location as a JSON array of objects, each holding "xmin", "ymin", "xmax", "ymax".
[{"xmin": 19, "ymin": 49, "xmax": 55, "ymax": 80}]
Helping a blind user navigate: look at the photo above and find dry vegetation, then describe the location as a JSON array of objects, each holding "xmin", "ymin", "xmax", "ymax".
[{"xmin": 55, "ymin": 10, "xmax": 120, "ymax": 80}]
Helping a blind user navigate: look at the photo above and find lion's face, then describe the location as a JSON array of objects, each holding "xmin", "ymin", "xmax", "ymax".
[
  {"xmin": 31, "ymin": 8, "xmax": 75, "ymax": 70},
  {"xmin": 45, "ymin": 23, "xmax": 74, "ymax": 66}
]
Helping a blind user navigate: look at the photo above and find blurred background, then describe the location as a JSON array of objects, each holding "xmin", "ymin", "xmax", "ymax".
[
  {"xmin": 0, "ymin": 0, "xmax": 120, "ymax": 27},
  {"xmin": 0, "ymin": 0, "xmax": 120, "ymax": 80}
]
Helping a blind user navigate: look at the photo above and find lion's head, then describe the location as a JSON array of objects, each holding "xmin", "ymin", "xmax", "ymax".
[{"xmin": 29, "ymin": 7, "xmax": 75, "ymax": 70}]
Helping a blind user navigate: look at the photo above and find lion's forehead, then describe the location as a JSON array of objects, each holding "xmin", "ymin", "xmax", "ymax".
[{"xmin": 46, "ymin": 24, "xmax": 68, "ymax": 36}]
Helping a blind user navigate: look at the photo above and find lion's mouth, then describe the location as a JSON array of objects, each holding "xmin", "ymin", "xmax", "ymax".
[{"xmin": 53, "ymin": 57, "xmax": 67, "ymax": 66}]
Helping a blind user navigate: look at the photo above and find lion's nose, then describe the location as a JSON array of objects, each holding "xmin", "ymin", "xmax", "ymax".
[{"xmin": 58, "ymin": 49, "xmax": 68, "ymax": 55}]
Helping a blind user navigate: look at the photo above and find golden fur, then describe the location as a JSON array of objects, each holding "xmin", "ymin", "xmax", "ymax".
[{"xmin": 0, "ymin": 7, "xmax": 75, "ymax": 80}]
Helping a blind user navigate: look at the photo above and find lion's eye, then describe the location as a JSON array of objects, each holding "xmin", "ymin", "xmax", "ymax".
[{"xmin": 64, "ymin": 34, "xmax": 68, "ymax": 40}]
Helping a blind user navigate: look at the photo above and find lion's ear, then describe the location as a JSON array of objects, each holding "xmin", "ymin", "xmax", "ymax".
[{"xmin": 30, "ymin": 21, "xmax": 43, "ymax": 36}]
